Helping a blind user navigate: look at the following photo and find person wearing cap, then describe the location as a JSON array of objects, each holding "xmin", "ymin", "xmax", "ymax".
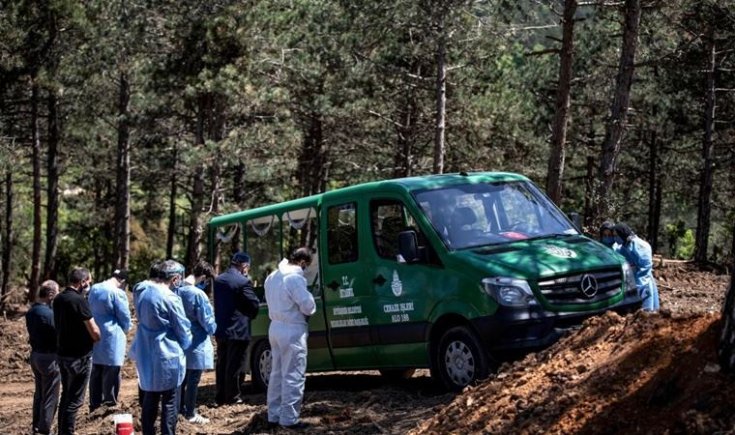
[
  {"xmin": 130, "ymin": 260, "xmax": 192, "ymax": 435},
  {"xmin": 26, "ymin": 280, "xmax": 60, "ymax": 435},
  {"xmin": 176, "ymin": 260, "xmax": 216, "ymax": 424},
  {"xmin": 613, "ymin": 223, "xmax": 660, "ymax": 312},
  {"xmin": 87, "ymin": 269, "xmax": 131, "ymax": 411},
  {"xmin": 213, "ymin": 252, "xmax": 260, "ymax": 405}
]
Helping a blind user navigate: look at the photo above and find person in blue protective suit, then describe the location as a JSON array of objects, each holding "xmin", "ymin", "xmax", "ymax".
[
  {"xmin": 130, "ymin": 260, "xmax": 192, "ymax": 435},
  {"xmin": 177, "ymin": 260, "xmax": 216, "ymax": 424},
  {"xmin": 87, "ymin": 268, "xmax": 131, "ymax": 411},
  {"xmin": 599, "ymin": 220, "xmax": 620, "ymax": 250},
  {"xmin": 264, "ymin": 247, "xmax": 317, "ymax": 429},
  {"xmin": 613, "ymin": 223, "xmax": 660, "ymax": 312},
  {"xmin": 213, "ymin": 252, "xmax": 260, "ymax": 405}
]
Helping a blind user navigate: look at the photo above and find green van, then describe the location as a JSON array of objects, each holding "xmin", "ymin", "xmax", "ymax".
[{"xmin": 207, "ymin": 172, "xmax": 641, "ymax": 391}]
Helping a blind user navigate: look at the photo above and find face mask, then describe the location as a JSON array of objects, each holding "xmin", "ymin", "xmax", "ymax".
[
  {"xmin": 195, "ymin": 281, "xmax": 207, "ymax": 290},
  {"xmin": 601, "ymin": 236, "xmax": 615, "ymax": 247},
  {"xmin": 614, "ymin": 236, "xmax": 625, "ymax": 246}
]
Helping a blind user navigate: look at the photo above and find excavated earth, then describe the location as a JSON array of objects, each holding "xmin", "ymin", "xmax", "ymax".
[{"xmin": 0, "ymin": 262, "xmax": 731, "ymax": 434}]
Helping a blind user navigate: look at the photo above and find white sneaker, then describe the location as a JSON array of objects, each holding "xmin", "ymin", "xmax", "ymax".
[{"xmin": 188, "ymin": 414, "xmax": 210, "ymax": 424}]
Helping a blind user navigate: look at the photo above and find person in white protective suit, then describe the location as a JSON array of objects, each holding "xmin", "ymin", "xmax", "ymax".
[
  {"xmin": 613, "ymin": 223, "xmax": 660, "ymax": 312},
  {"xmin": 264, "ymin": 247, "xmax": 316, "ymax": 429}
]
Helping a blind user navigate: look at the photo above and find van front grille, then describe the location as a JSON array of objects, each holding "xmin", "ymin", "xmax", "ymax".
[{"xmin": 537, "ymin": 268, "xmax": 622, "ymax": 305}]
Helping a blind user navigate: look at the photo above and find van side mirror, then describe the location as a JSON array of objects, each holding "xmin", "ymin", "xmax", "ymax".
[
  {"xmin": 398, "ymin": 230, "xmax": 420, "ymax": 263},
  {"xmin": 569, "ymin": 212, "xmax": 582, "ymax": 232}
]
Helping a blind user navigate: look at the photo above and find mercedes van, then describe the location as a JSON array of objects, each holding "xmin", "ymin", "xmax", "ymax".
[{"xmin": 207, "ymin": 172, "xmax": 641, "ymax": 391}]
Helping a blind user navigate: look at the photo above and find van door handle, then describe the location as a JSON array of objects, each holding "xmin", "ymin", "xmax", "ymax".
[
  {"xmin": 327, "ymin": 280, "xmax": 340, "ymax": 290},
  {"xmin": 373, "ymin": 274, "xmax": 386, "ymax": 286}
]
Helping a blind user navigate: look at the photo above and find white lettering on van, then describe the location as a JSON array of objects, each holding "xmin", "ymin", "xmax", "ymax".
[
  {"xmin": 391, "ymin": 270, "xmax": 403, "ymax": 296},
  {"xmin": 339, "ymin": 287, "xmax": 354, "ymax": 298},
  {"xmin": 383, "ymin": 301, "xmax": 414, "ymax": 313},
  {"xmin": 330, "ymin": 317, "xmax": 369, "ymax": 328},
  {"xmin": 391, "ymin": 313, "xmax": 410, "ymax": 323},
  {"xmin": 332, "ymin": 306, "xmax": 362, "ymax": 316}
]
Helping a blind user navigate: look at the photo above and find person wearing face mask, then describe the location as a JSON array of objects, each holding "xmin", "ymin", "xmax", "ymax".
[
  {"xmin": 129, "ymin": 260, "xmax": 192, "ymax": 435},
  {"xmin": 53, "ymin": 268, "xmax": 101, "ymax": 435},
  {"xmin": 184, "ymin": 260, "xmax": 215, "ymax": 290},
  {"xmin": 26, "ymin": 280, "xmax": 60, "ymax": 435},
  {"xmin": 87, "ymin": 269, "xmax": 131, "ymax": 411},
  {"xmin": 213, "ymin": 252, "xmax": 260, "ymax": 406},
  {"xmin": 264, "ymin": 247, "xmax": 316, "ymax": 429},
  {"xmin": 613, "ymin": 223, "xmax": 660, "ymax": 312},
  {"xmin": 599, "ymin": 220, "xmax": 620, "ymax": 251},
  {"xmin": 176, "ymin": 260, "xmax": 216, "ymax": 424}
]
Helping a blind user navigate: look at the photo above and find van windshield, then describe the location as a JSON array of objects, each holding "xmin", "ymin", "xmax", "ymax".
[{"xmin": 413, "ymin": 181, "xmax": 578, "ymax": 250}]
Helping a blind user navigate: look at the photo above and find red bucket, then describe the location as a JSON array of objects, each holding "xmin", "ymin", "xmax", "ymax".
[{"xmin": 116, "ymin": 422, "xmax": 134, "ymax": 435}]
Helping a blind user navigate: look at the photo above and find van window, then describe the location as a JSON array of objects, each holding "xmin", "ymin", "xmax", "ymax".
[
  {"xmin": 370, "ymin": 200, "xmax": 420, "ymax": 260},
  {"xmin": 245, "ymin": 214, "xmax": 280, "ymax": 287},
  {"xmin": 327, "ymin": 203, "xmax": 358, "ymax": 264},
  {"xmin": 282, "ymin": 208, "xmax": 320, "ymax": 288}
]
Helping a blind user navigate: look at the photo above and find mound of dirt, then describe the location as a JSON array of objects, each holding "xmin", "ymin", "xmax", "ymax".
[{"xmin": 412, "ymin": 311, "xmax": 735, "ymax": 434}]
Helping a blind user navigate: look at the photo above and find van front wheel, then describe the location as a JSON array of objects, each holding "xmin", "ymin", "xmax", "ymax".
[
  {"xmin": 251, "ymin": 340, "xmax": 272, "ymax": 392},
  {"xmin": 435, "ymin": 326, "xmax": 492, "ymax": 391}
]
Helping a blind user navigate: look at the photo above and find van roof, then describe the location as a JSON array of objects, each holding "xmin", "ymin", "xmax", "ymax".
[{"xmin": 209, "ymin": 171, "xmax": 528, "ymax": 227}]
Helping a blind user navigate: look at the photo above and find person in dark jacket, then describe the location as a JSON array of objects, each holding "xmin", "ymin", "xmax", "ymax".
[
  {"xmin": 213, "ymin": 252, "xmax": 260, "ymax": 405},
  {"xmin": 26, "ymin": 280, "xmax": 60, "ymax": 435}
]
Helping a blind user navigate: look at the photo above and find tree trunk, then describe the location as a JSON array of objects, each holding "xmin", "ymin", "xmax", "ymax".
[
  {"xmin": 114, "ymin": 71, "xmax": 131, "ymax": 269},
  {"xmin": 583, "ymin": 155, "xmax": 595, "ymax": 229},
  {"xmin": 394, "ymin": 87, "xmax": 416, "ymax": 178},
  {"xmin": 166, "ymin": 144, "xmax": 178, "ymax": 259},
  {"xmin": 694, "ymin": 33, "xmax": 716, "ymax": 264},
  {"xmin": 433, "ymin": 12, "xmax": 446, "ymax": 175},
  {"xmin": 593, "ymin": 0, "xmax": 641, "ymax": 225},
  {"xmin": 30, "ymin": 78, "xmax": 42, "ymax": 300},
  {"xmin": 185, "ymin": 95, "xmax": 208, "ymax": 269},
  {"xmin": 44, "ymin": 90, "xmax": 59, "ymax": 281},
  {"xmin": 546, "ymin": 0, "xmax": 577, "ymax": 204},
  {"xmin": 297, "ymin": 112, "xmax": 327, "ymax": 198},
  {"xmin": 1, "ymin": 171, "xmax": 12, "ymax": 301},
  {"xmin": 646, "ymin": 127, "xmax": 659, "ymax": 251}
]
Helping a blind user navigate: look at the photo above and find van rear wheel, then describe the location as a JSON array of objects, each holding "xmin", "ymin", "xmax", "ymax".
[
  {"xmin": 435, "ymin": 326, "xmax": 492, "ymax": 391},
  {"xmin": 251, "ymin": 340, "xmax": 272, "ymax": 392}
]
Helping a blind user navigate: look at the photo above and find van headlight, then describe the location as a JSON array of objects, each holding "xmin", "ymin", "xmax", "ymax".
[
  {"xmin": 622, "ymin": 262, "xmax": 637, "ymax": 292},
  {"xmin": 482, "ymin": 277, "xmax": 536, "ymax": 307}
]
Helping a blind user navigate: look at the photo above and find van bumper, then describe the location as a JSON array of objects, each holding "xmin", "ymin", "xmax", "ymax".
[{"xmin": 470, "ymin": 293, "xmax": 642, "ymax": 359}]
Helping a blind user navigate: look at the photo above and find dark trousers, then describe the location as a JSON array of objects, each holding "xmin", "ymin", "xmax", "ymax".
[
  {"xmin": 180, "ymin": 369, "xmax": 203, "ymax": 418},
  {"xmin": 58, "ymin": 354, "xmax": 92, "ymax": 435},
  {"xmin": 141, "ymin": 387, "xmax": 179, "ymax": 435},
  {"xmin": 215, "ymin": 337, "xmax": 249, "ymax": 404},
  {"xmin": 30, "ymin": 352, "xmax": 60, "ymax": 434},
  {"xmin": 89, "ymin": 363, "xmax": 121, "ymax": 410}
]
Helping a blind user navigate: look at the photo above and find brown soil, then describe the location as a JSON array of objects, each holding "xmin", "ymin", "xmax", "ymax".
[{"xmin": 0, "ymin": 262, "xmax": 731, "ymax": 434}]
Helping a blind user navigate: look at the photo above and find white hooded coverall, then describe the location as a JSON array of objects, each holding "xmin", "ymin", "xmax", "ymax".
[{"xmin": 264, "ymin": 259, "xmax": 316, "ymax": 426}]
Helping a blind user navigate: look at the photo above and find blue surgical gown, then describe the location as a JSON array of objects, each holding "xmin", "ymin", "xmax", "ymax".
[
  {"xmin": 89, "ymin": 279, "xmax": 132, "ymax": 366},
  {"xmin": 618, "ymin": 236, "xmax": 660, "ymax": 312},
  {"xmin": 130, "ymin": 282, "xmax": 192, "ymax": 392},
  {"xmin": 176, "ymin": 284, "xmax": 216, "ymax": 370}
]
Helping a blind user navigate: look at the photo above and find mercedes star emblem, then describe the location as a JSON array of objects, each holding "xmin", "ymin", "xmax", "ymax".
[{"xmin": 580, "ymin": 274, "xmax": 598, "ymax": 298}]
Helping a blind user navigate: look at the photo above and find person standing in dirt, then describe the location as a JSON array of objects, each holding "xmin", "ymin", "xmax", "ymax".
[
  {"xmin": 613, "ymin": 223, "xmax": 660, "ymax": 312},
  {"xmin": 177, "ymin": 260, "xmax": 216, "ymax": 424},
  {"xmin": 213, "ymin": 252, "xmax": 260, "ymax": 405},
  {"xmin": 129, "ymin": 260, "xmax": 191, "ymax": 435},
  {"xmin": 264, "ymin": 247, "xmax": 316, "ymax": 429},
  {"xmin": 87, "ymin": 269, "xmax": 131, "ymax": 411},
  {"xmin": 26, "ymin": 280, "xmax": 60, "ymax": 435},
  {"xmin": 53, "ymin": 268, "xmax": 101, "ymax": 435}
]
